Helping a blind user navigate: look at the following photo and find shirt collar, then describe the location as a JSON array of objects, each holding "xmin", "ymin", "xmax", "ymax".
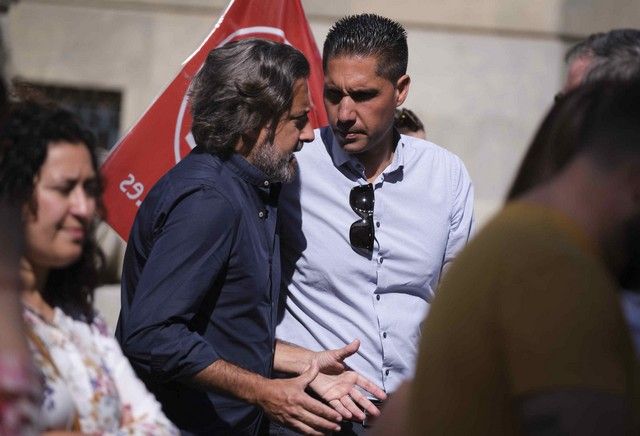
[
  {"xmin": 226, "ymin": 153, "xmax": 276, "ymax": 193},
  {"xmin": 324, "ymin": 127, "xmax": 406, "ymax": 177}
]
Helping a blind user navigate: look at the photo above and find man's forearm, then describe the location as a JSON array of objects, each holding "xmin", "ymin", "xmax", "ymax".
[
  {"xmin": 191, "ymin": 359, "xmax": 269, "ymax": 405},
  {"xmin": 192, "ymin": 356, "xmax": 344, "ymax": 433},
  {"xmin": 273, "ymin": 340, "xmax": 315, "ymax": 374}
]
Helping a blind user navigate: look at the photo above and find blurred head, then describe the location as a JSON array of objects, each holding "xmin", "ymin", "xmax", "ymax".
[
  {"xmin": 0, "ymin": 25, "xmax": 23, "ymax": 291},
  {"xmin": 0, "ymin": 100, "xmax": 103, "ymax": 321},
  {"xmin": 584, "ymin": 50, "xmax": 640, "ymax": 85},
  {"xmin": 509, "ymin": 79, "xmax": 640, "ymax": 200},
  {"xmin": 394, "ymin": 107, "xmax": 426, "ymax": 140},
  {"xmin": 561, "ymin": 34, "xmax": 600, "ymax": 93},
  {"xmin": 510, "ymin": 29, "xmax": 640, "ymax": 200},
  {"xmin": 189, "ymin": 38, "xmax": 313, "ymax": 179},
  {"xmin": 322, "ymin": 14, "xmax": 410, "ymax": 155},
  {"xmin": 561, "ymin": 28, "xmax": 640, "ymax": 93},
  {"xmin": 509, "ymin": 80, "xmax": 640, "ymax": 286}
]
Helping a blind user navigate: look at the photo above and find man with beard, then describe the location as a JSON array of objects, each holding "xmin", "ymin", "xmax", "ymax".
[
  {"xmin": 398, "ymin": 80, "xmax": 640, "ymax": 435},
  {"xmin": 116, "ymin": 39, "xmax": 385, "ymax": 436}
]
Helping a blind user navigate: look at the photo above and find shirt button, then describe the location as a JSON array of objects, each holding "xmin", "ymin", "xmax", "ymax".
[
  {"xmin": 376, "ymin": 221, "xmax": 380, "ymax": 228},
  {"xmin": 385, "ymin": 369, "xmax": 390, "ymax": 376},
  {"xmin": 378, "ymin": 257, "xmax": 384, "ymax": 264},
  {"xmin": 376, "ymin": 294, "xmax": 380, "ymax": 301},
  {"xmin": 258, "ymin": 211, "xmax": 265, "ymax": 218},
  {"xmin": 263, "ymin": 180, "xmax": 270, "ymax": 187},
  {"xmin": 383, "ymin": 332, "xmax": 387, "ymax": 338}
]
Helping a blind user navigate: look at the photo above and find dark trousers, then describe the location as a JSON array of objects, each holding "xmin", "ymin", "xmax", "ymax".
[{"xmin": 268, "ymin": 419, "xmax": 369, "ymax": 436}]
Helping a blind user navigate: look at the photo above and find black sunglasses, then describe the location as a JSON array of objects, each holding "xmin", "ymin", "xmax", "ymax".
[{"xmin": 349, "ymin": 184, "xmax": 375, "ymax": 252}]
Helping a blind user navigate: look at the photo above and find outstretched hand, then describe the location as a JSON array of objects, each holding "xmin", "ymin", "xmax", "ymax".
[
  {"xmin": 311, "ymin": 369, "xmax": 387, "ymax": 421},
  {"xmin": 310, "ymin": 340, "xmax": 387, "ymax": 421},
  {"xmin": 258, "ymin": 361, "xmax": 343, "ymax": 435}
]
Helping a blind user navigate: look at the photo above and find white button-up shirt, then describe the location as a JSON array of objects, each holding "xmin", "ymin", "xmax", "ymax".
[{"xmin": 277, "ymin": 127, "xmax": 474, "ymax": 393}]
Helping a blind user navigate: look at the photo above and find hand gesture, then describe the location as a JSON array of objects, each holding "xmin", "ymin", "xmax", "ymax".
[
  {"xmin": 314, "ymin": 339, "xmax": 359, "ymax": 375},
  {"xmin": 310, "ymin": 340, "xmax": 387, "ymax": 421},
  {"xmin": 258, "ymin": 361, "xmax": 343, "ymax": 435}
]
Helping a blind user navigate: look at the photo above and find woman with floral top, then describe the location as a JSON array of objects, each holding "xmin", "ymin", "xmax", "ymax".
[{"xmin": 0, "ymin": 99, "xmax": 178, "ymax": 435}]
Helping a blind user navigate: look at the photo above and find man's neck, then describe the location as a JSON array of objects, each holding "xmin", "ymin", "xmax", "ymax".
[{"xmin": 357, "ymin": 131, "xmax": 397, "ymax": 183}]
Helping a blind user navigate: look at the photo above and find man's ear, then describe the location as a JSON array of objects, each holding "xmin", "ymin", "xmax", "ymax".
[
  {"xmin": 239, "ymin": 122, "xmax": 276, "ymax": 158},
  {"xmin": 236, "ymin": 131, "xmax": 258, "ymax": 157},
  {"xmin": 395, "ymin": 75, "xmax": 411, "ymax": 107}
]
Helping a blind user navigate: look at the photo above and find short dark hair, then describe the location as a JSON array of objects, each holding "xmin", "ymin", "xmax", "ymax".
[
  {"xmin": 189, "ymin": 39, "xmax": 310, "ymax": 157},
  {"xmin": 323, "ymin": 14, "xmax": 408, "ymax": 82},
  {"xmin": 566, "ymin": 29, "xmax": 640, "ymax": 64},
  {"xmin": 565, "ymin": 32, "xmax": 603, "ymax": 63},
  {"xmin": 0, "ymin": 99, "xmax": 104, "ymax": 322},
  {"xmin": 584, "ymin": 48, "xmax": 640, "ymax": 84},
  {"xmin": 507, "ymin": 79, "xmax": 640, "ymax": 200}
]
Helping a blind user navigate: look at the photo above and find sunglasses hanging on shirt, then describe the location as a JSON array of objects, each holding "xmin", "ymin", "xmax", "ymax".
[{"xmin": 349, "ymin": 183, "xmax": 375, "ymax": 253}]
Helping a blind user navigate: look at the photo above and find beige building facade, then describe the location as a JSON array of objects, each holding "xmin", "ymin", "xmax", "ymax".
[{"xmin": 6, "ymin": 0, "xmax": 640, "ymax": 221}]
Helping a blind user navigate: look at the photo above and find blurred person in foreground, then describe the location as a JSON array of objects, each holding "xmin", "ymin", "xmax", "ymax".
[
  {"xmin": 383, "ymin": 80, "xmax": 640, "ymax": 435},
  {"xmin": 0, "ymin": 99, "xmax": 178, "ymax": 435},
  {"xmin": 0, "ymin": 26, "xmax": 40, "ymax": 434},
  {"xmin": 116, "ymin": 39, "xmax": 385, "ymax": 436},
  {"xmin": 393, "ymin": 107, "xmax": 426, "ymax": 140},
  {"xmin": 274, "ymin": 14, "xmax": 473, "ymax": 434},
  {"xmin": 0, "ymin": 165, "xmax": 39, "ymax": 436},
  {"xmin": 508, "ymin": 28, "xmax": 640, "ymax": 357}
]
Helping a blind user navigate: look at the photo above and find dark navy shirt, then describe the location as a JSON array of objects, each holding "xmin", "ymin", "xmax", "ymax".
[{"xmin": 116, "ymin": 147, "xmax": 281, "ymax": 435}]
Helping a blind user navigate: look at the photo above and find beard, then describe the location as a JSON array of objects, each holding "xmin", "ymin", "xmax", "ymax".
[{"xmin": 249, "ymin": 139, "xmax": 298, "ymax": 183}]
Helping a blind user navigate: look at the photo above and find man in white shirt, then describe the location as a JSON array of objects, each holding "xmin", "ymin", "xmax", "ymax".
[{"xmin": 274, "ymin": 14, "xmax": 474, "ymax": 435}]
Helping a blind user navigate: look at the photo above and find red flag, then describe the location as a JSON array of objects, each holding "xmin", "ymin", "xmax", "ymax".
[{"xmin": 101, "ymin": 0, "xmax": 326, "ymax": 240}]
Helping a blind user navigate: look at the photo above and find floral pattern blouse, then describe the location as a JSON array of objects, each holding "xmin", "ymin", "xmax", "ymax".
[{"xmin": 24, "ymin": 306, "xmax": 178, "ymax": 435}]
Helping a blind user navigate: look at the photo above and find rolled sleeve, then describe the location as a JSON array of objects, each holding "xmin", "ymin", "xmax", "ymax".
[{"xmin": 119, "ymin": 186, "xmax": 238, "ymax": 382}]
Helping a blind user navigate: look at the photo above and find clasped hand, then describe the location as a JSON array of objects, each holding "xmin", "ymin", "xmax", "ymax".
[{"xmin": 261, "ymin": 340, "xmax": 386, "ymax": 435}]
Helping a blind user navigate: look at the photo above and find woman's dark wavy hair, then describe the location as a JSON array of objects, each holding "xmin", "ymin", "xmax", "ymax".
[
  {"xmin": 0, "ymin": 99, "xmax": 104, "ymax": 323},
  {"xmin": 507, "ymin": 78, "xmax": 640, "ymax": 200},
  {"xmin": 189, "ymin": 39, "xmax": 310, "ymax": 157}
]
